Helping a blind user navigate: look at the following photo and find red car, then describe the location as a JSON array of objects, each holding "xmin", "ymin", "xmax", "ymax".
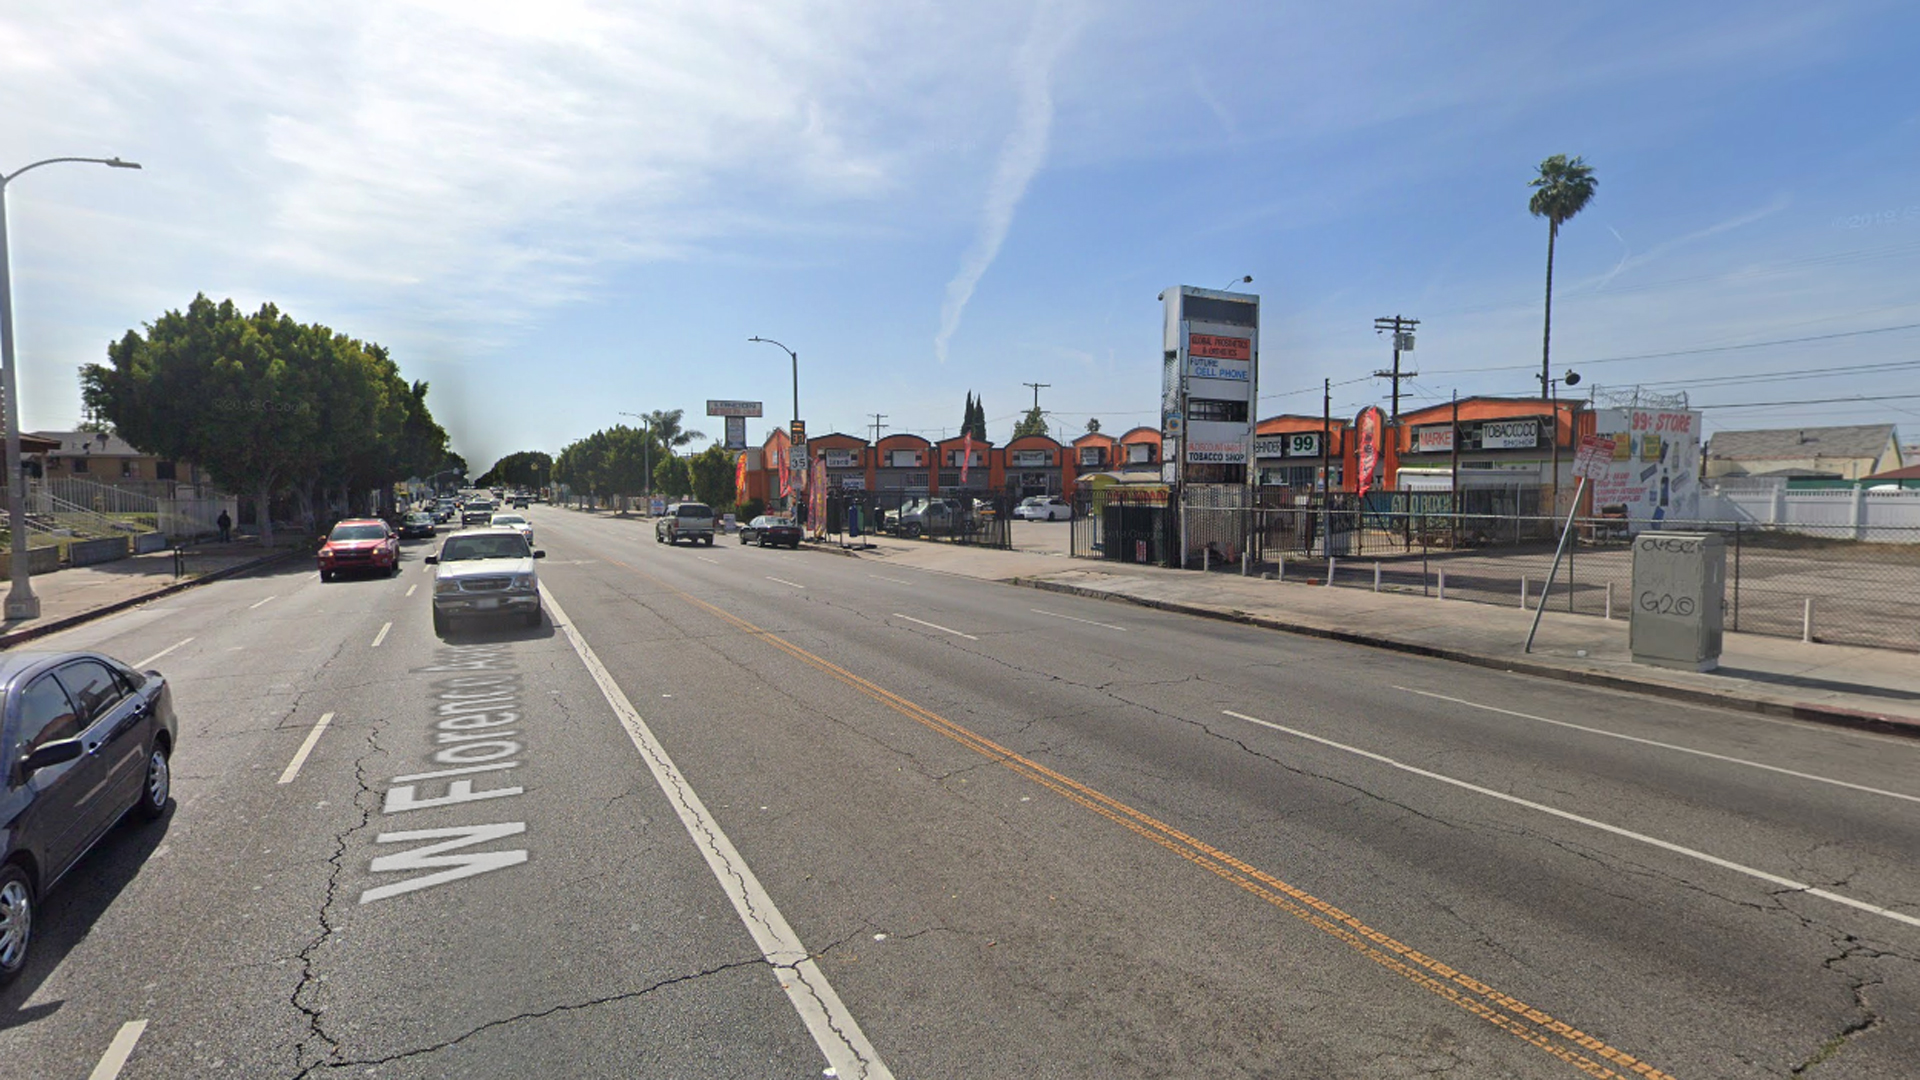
[{"xmin": 318, "ymin": 518, "xmax": 400, "ymax": 581}]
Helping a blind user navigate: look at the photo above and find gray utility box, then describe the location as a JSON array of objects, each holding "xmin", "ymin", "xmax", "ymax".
[{"xmin": 1629, "ymin": 533, "xmax": 1725, "ymax": 671}]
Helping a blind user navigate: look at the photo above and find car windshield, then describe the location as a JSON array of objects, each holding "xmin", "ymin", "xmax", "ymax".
[
  {"xmin": 329, "ymin": 524, "xmax": 387, "ymax": 541},
  {"xmin": 676, "ymin": 504, "xmax": 712, "ymax": 517},
  {"xmin": 406, "ymin": 513, "xmax": 430, "ymax": 522},
  {"xmin": 491, "ymin": 515, "xmax": 526, "ymax": 526},
  {"xmin": 763, "ymin": 517, "xmax": 793, "ymax": 527},
  {"xmin": 439, "ymin": 534, "xmax": 530, "ymax": 561}
]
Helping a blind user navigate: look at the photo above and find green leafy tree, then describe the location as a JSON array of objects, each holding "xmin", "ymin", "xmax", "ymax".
[
  {"xmin": 478, "ymin": 450, "xmax": 554, "ymax": 489},
  {"xmin": 1528, "ymin": 153, "xmax": 1598, "ymax": 397},
  {"xmin": 1085, "ymin": 417, "xmax": 1101, "ymax": 434},
  {"xmin": 653, "ymin": 453, "xmax": 691, "ymax": 498},
  {"xmin": 687, "ymin": 444, "xmax": 737, "ymax": 510},
  {"xmin": 635, "ymin": 408, "xmax": 704, "ymax": 449},
  {"xmin": 965, "ymin": 395, "xmax": 988, "ymax": 440},
  {"xmin": 1012, "ymin": 406, "xmax": 1049, "ymax": 439},
  {"xmin": 962, "ymin": 392, "xmax": 977, "ymax": 440}
]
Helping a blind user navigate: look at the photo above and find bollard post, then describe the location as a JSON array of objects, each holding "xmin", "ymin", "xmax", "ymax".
[
  {"xmin": 1373, "ymin": 561, "xmax": 1381, "ymax": 592},
  {"xmin": 1521, "ymin": 576, "xmax": 1529, "ymax": 609},
  {"xmin": 1277, "ymin": 555, "xmax": 1284, "ymax": 582},
  {"xmin": 1242, "ymin": 550, "xmax": 1250, "ymax": 577},
  {"xmin": 1803, "ymin": 598, "xmax": 1814, "ymax": 643},
  {"xmin": 1203, "ymin": 547, "xmax": 1210, "ymax": 573},
  {"xmin": 1605, "ymin": 581, "xmax": 1613, "ymax": 621},
  {"xmin": 1326, "ymin": 556, "xmax": 1336, "ymax": 587},
  {"xmin": 1437, "ymin": 568, "xmax": 1446, "ymax": 600}
]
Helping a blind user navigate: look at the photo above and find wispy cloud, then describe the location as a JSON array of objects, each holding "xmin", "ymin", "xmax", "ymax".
[{"xmin": 934, "ymin": 0, "xmax": 1084, "ymax": 365}]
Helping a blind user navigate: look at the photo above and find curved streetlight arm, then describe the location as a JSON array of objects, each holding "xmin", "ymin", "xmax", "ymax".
[
  {"xmin": 747, "ymin": 336, "xmax": 799, "ymax": 424},
  {"xmin": 2, "ymin": 157, "xmax": 142, "ymax": 186}
]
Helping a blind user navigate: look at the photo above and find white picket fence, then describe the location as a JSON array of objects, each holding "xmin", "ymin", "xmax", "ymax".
[{"xmin": 1700, "ymin": 482, "xmax": 1920, "ymax": 542}]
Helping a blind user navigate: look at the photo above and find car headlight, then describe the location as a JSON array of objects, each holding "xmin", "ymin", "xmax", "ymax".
[
  {"xmin": 511, "ymin": 573, "xmax": 536, "ymax": 590},
  {"xmin": 434, "ymin": 580, "xmax": 460, "ymax": 594}
]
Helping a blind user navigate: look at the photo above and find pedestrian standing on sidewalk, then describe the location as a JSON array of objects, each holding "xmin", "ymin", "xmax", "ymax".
[{"xmin": 216, "ymin": 509, "xmax": 232, "ymax": 543}]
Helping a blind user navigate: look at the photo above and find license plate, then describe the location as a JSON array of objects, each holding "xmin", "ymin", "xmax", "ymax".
[{"xmin": 475, "ymin": 598, "xmax": 500, "ymax": 609}]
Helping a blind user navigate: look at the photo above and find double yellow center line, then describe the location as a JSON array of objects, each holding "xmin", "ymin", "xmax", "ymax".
[{"xmin": 610, "ymin": 558, "xmax": 1674, "ymax": 1079}]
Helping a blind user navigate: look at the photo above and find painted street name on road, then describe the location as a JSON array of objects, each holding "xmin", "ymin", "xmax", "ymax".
[{"xmin": 359, "ymin": 643, "xmax": 530, "ymax": 904}]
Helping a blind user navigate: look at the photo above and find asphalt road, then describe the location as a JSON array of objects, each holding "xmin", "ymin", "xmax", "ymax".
[{"xmin": 2, "ymin": 503, "xmax": 1916, "ymax": 1078}]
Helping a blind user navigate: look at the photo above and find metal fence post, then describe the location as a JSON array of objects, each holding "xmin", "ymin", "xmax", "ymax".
[{"xmin": 1733, "ymin": 523, "xmax": 1742, "ymax": 632}]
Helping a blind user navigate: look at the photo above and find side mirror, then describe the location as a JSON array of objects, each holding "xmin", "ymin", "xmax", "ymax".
[
  {"xmin": 532, "ymin": 550, "xmax": 546, "ymax": 559},
  {"xmin": 423, "ymin": 555, "xmax": 438, "ymax": 564},
  {"xmin": 21, "ymin": 739, "xmax": 82, "ymax": 776}
]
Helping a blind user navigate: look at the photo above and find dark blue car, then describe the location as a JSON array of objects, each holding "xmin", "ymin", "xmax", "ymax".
[{"xmin": 0, "ymin": 651, "xmax": 177, "ymax": 985}]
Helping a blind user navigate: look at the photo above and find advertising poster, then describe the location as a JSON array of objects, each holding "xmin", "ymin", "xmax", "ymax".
[
  {"xmin": 1354, "ymin": 407, "xmax": 1384, "ymax": 495},
  {"xmin": 809, "ymin": 456, "xmax": 829, "ymax": 538},
  {"xmin": 1592, "ymin": 409, "xmax": 1702, "ymax": 530}
]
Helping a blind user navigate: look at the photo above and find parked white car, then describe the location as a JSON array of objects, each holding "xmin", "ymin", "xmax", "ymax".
[{"xmin": 1013, "ymin": 496, "xmax": 1072, "ymax": 521}]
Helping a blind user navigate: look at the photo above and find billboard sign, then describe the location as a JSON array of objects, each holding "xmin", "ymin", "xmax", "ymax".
[
  {"xmin": 1010, "ymin": 449, "xmax": 1049, "ymax": 467},
  {"xmin": 724, "ymin": 415, "xmax": 747, "ymax": 450},
  {"xmin": 1480, "ymin": 420, "xmax": 1539, "ymax": 450},
  {"xmin": 1414, "ymin": 425, "xmax": 1455, "ymax": 453},
  {"xmin": 1162, "ymin": 286, "xmax": 1259, "ymax": 479},
  {"xmin": 707, "ymin": 399, "xmax": 764, "ymax": 417},
  {"xmin": 1592, "ymin": 409, "xmax": 1701, "ymax": 529}
]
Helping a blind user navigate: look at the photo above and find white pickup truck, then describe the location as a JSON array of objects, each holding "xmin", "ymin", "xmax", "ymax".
[{"xmin": 654, "ymin": 501, "xmax": 717, "ymax": 546}]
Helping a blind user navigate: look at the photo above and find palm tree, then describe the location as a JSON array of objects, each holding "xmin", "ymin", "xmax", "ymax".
[
  {"xmin": 1528, "ymin": 154, "xmax": 1598, "ymax": 398},
  {"xmin": 639, "ymin": 408, "xmax": 705, "ymax": 449}
]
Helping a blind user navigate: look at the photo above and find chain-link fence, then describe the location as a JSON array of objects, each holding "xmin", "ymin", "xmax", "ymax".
[
  {"xmin": 1161, "ymin": 506, "xmax": 1920, "ymax": 652},
  {"xmin": 817, "ymin": 488, "xmax": 1014, "ymax": 549}
]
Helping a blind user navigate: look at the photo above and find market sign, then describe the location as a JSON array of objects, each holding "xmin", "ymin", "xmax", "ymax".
[
  {"xmin": 1255, "ymin": 432, "xmax": 1321, "ymax": 458},
  {"xmin": 1414, "ymin": 425, "xmax": 1454, "ymax": 453},
  {"xmin": 707, "ymin": 399, "xmax": 764, "ymax": 417},
  {"xmin": 1480, "ymin": 420, "xmax": 1539, "ymax": 450}
]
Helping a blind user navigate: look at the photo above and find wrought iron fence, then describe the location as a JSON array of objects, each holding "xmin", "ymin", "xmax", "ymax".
[
  {"xmin": 817, "ymin": 488, "xmax": 1014, "ymax": 549},
  {"xmin": 1127, "ymin": 504, "xmax": 1920, "ymax": 652}
]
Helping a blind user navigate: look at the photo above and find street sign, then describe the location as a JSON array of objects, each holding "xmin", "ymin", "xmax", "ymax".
[
  {"xmin": 790, "ymin": 419, "xmax": 806, "ymax": 443},
  {"xmin": 707, "ymin": 399, "xmax": 763, "ymax": 417}
]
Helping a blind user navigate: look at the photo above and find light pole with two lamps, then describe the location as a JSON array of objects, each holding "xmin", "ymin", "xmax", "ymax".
[
  {"xmin": 746, "ymin": 336, "xmax": 801, "ymax": 511},
  {"xmin": 2, "ymin": 155, "xmax": 142, "ymax": 620}
]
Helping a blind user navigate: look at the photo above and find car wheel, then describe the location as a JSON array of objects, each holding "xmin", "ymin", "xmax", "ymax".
[
  {"xmin": 703, "ymin": 535, "xmax": 714, "ymax": 546},
  {"xmin": 790, "ymin": 540, "xmax": 801, "ymax": 549},
  {"xmin": 523, "ymin": 609, "xmax": 542, "ymax": 629},
  {"xmin": 433, "ymin": 609, "xmax": 448, "ymax": 636},
  {"xmin": 739, "ymin": 533, "xmax": 748, "ymax": 545},
  {"xmin": 131, "ymin": 741, "xmax": 171, "ymax": 822},
  {"xmin": 320, "ymin": 569, "xmax": 334, "ymax": 583},
  {"xmin": 0, "ymin": 863, "xmax": 33, "ymax": 986},
  {"xmin": 905, "ymin": 523, "xmax": 923, "ymax": 538}
]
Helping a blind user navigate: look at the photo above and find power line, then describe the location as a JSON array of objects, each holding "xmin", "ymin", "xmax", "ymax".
[
  {"xmin": 1022, "ymin": 382, "xmax": 1051, "ymax": 412},
  {"xmin": 1694, "ymin": 392, "xmax": 1920, "ymax": 409},
  {"xmin": 1372, "ymin": 315, "xmax": 1419, "ymax": 421},
  {"xmin": 1420, "ymin": 321, "xmax": 1920, "ymax": 376},
  {"xmin": 867, "ymin": 413, "xmax": 888, "ymax": 444}
]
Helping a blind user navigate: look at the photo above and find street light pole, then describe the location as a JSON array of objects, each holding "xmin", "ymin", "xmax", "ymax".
[
  {"xmin": 747, "ymin": 336, "xmax": 801, "ymax": 509},
  {"xmin": 617, "ymin": 411, "xmax": 655, "ymax": 512},
  {"xmin": 1, "ymin": 156, "xmax": 141, "ymax": 621}
]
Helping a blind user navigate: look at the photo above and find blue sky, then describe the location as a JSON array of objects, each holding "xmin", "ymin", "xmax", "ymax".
[{"xmin": 4, "ymin": 0, "xmax": 1919, "ymax": 474}]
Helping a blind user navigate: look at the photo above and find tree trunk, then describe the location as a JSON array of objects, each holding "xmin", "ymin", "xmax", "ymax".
[
  {"xmin": 1541, "ymin": 219, "xmax": 1557, "ymax": 398},
  {"xmin": 257, "ymin": 483, "xmax": 274, "ymax": 545}
]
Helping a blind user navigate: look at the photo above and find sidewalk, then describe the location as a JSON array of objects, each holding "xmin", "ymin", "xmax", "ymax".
[
  {"xmin": 0, "ymin": 540, "xmax": 302, "ymax": 649},
  {"xmin": 810, "ymin": 533, "xmax": 1920, "ymax": 737}
]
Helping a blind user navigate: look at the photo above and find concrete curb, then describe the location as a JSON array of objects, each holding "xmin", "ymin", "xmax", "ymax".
[
  {"xmin": 0, "ymin": 548, "xmax": 302, "ymax": 651},
  {"xmin": 1011, "ymin": 576, "xmax": 1920, "ymax": 741}
]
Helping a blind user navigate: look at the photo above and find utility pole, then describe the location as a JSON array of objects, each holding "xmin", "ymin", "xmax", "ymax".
[
  {"xmin": 1023, "ymin": 382, "xmax": 1051, "ymax": 412},
  {"xmin": 867, "ymin": 413, "xmax": 889, "ymax": 445},
  {"xmin": 1372, "ymin": 315, "xmax": 1420, "ymax": 422}
]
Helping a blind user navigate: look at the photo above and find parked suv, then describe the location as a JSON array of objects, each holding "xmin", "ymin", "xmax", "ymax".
[
  {"xmin": 884, "ymin": 497, "xmax": 972, "ymax": 538},
  {"xmin": 655, "ymin": 502, "xmax": 717, "ymax": 546}
]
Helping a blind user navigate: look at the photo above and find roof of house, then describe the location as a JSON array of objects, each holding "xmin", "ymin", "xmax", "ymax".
[
  {"xmin": 1865, "ymin": 463, "xmax": 1920, "ymax": 481},
  {"xmin": 30, "ymin": 429, "xmax": 149, "ymax": 458},
  {"xmin": 1706, "ymin": 424, "xmax": 1897, "ymax": 463}
]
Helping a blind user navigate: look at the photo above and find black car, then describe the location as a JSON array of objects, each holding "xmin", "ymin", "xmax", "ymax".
[
  {"xmin": 0, "ymin": 651, "xmax": 177, "ymax": 985},
  {"xmin": 398, "ymin": 511, "xmax": 437, "ymax": 540},
  {"xmin": 739, "ymin": 514, "xmax": 802, "ymax": 548}
]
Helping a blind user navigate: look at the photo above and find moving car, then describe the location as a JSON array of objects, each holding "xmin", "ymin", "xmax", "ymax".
[
  {"xmin": 425, "ymin": 529, "xmax": 546, "ymax": 634},
  {"xmin": 739, "ymin": 514, "xmax": 802, "ymax": 548},
  {"xmin": 461, "ymin": 500, "xmax": 497, "ymax": 526},
  {"xmin": 318, "ymin": 518, "xmax": 400, "ymax": 580},
  {"xmin": 1013, "ymin": 495, "xmax": 1072, "ymax": 521},
  {"xmin": 398, "ymin": 511, "xmax": 437, "ymax": 539},
  {"xmin": 489, "ymin": 512, "xmax": 534, "ymax": 546},
  {"xmin": 0, "ymin": 650, "xmax": 177, "ymax": 986},
  {"xmin": 655, "ymin": 502, "xmax": 716, "ymax": 546}
]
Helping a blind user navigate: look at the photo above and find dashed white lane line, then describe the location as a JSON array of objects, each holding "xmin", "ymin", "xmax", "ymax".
[
  {"xmin": 1395, "ymin": 686, "xmax": 1920, "ymax": 805},
  {"xmin": 766, "ymin": 576, "xmax": 806, "ymax": 589},
  {"xmin": 539, "ymin": 585, "xmax": 893, "ymax": 1079},
  {"xmin": 249, "ymin": 595, "xmax": 278, "ymax": 610},
  {"xmin": 135, "ymin": 638, "xmax": 193, "ymax": 669},
  {"xmin": 370, "ymin": 621, "xmax": 392, "ymax": 648},
  {"xmin": 867, "ymin": 574, "xmax": 913, "ymax": 585},
  {"xmin": 87, "ymin": 1019, "xmax": 148, "ymax": 1080},
  {"xmin": 696, "ymin": 556, "xmax": 719, "ymax": 564},
  {"xmin": 278, "ymin": 712, "xmax": 336, "ymax": 785},
  {"xmin": 1029, "ymin": 608, "xmax": 1127, "ymax": 632},
  {"xmin": 892, "ymin": 614, "xmax": 978, "ymax": 641},
  {"xmin": 1223, "ymin": 708, "xmax": 1920, "ymax": 931},
  {"xmin": 405, "ymin": 584, "xmax": 418, "ymax": 597}
]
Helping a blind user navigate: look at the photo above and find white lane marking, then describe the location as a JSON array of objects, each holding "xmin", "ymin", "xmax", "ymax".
[
  {"xmin": 88, "ymin": 1019, "xmax": 148, "ymax": 1080},
  {"xmin": 134, "ymin": 638, "xmax": 193, "ymax": 669},
  {"xmin": 1396, "ymin": 686, "xmax": 1920, "ymax": 805},
  {"xmin": 249, "ymin": 595, "xmax": 278, "ymax": 610},
  {"xmin": 696, "ymin": 556, "xmax": 719, "ymax": 564},
  {"xmin": 405, "ymin": 584, "xmax": 418, "ymax": 597},
  {"xmin": 371, "ymin": 621, "xmax": 392, "ymax": 648},
  {"xmin": 539, "ymin": 585, "xmax": 893, "ymax": 1079},
  {"xmin": 867, "ymin": 574, "xmax": 912, "ymax": 585},
  {"xmin": 277, "ymin": 712, "xmax": 336, "ymax": 785},
  {"xmin": 766, "ymin": 576, "xmax": 806, "ymax": 589},
  {"xmin": 892, "ymin": 614, "xmax": 978, "ymax": 641},
  {"xmin": 1223, "ymin": 709, "xmax": 1920, "ymax": 930},
  {"xmin": 1030, "ymin": 608, "xmax": 1128, "ymax": 632}
]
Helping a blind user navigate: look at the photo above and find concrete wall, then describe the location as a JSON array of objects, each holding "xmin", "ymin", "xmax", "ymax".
[
  {"xmin": 0, "ymin": 546, "xmax": 62, "ymax": 580},
  {"xmin": 133, "ymin": 532, "xmax": 169, "ymax": 554},
  {"xmin": 68, "ymin": 536, "xmax": 132, "ymax": 567}
]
